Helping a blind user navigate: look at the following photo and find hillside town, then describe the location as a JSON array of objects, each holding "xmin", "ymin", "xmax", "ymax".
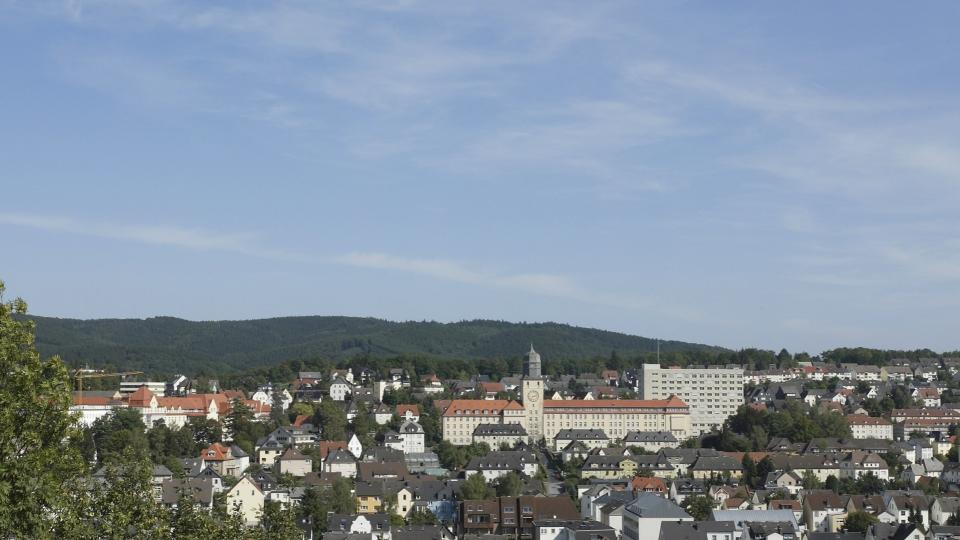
[{"xmin": 68, "ymin": 347, "xmax": 960, "ymax": 540}]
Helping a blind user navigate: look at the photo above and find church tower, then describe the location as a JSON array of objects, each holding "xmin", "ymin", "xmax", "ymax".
[{"xmin": 521, "ymin": 345, "xmax": 545, "ymax": 443}]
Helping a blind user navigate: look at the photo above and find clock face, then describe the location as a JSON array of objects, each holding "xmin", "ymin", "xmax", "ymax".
[{"xmin": 527, "ymin": 390, "xmax": 540, "ymax": 402}]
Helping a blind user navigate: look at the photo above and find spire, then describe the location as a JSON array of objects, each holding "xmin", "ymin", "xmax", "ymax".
[{"xmin": 525, "ymin": 345, "xmax": 541, "ymax": 378}]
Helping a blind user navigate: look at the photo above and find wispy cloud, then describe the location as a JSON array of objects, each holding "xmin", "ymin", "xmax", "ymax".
[
  {"xmin": 333, "ymin": 251, "xmax": 653, "ymax": 310},
  {"xmin": 0, "ymin": 212, "xmax": 299, "ymax": 260},
  {"xmin": 0, "ymin": 213, "xmax": 661, "ymax": 311}
]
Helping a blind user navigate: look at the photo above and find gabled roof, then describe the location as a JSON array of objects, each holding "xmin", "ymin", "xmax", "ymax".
[
  {"xmin": 279, "ymin": 447, "xmax": 310, "ymax": 462},
  {"xmin": 625, "ymin": 493, "xmax": 691, "ymax": 519},
  {"xmin": 128, "ymin": 385, "xmax": 156, "ymax": 407}
]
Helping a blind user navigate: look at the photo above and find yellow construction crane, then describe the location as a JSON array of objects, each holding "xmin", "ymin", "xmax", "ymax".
[{"xmin": 73, "ymin": 369, "xmax": 145, "ymax": 404}]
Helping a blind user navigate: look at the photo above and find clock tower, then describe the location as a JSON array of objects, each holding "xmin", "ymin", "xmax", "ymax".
[{"xmin": 522, "ymin": 345, "xmax": 545, "ymax": 443}]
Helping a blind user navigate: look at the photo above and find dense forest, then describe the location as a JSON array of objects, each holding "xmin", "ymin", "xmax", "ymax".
[
  {"xmin": 22, "ymin": 315, "xmax": 957, "ymax": 383},
  {"xmin": 23, "ymin": 315, "xmax": 724, "ymax": 374}
]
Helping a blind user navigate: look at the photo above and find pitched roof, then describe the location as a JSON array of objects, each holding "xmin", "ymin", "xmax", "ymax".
[
  {"xmin": 625, "ymin": 493, "xmax": 691, "ymax": 519},
  {"xmin": 128, "ymin": 385, "xmax": 156, "ymax": 407},
  {"xmin": 397, "ymin": 404, "xmax": 420, "ymax": 416},
  {"xmin": 473, "ymin": 423, "xmax": 527, "ymax": 436},
  {"xmin": 543, "ymin": 396, "xmax": 688, "ymax": 410},
  {"xmin": 442, "ymin": 400, "xmax": 519, "ymax": 417}
]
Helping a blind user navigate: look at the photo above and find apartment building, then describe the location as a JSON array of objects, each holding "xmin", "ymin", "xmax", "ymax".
[
  {"xmin": 847, "ymin": 415, "xmax": 894, "ymax": 440},
  {"xmin": 639, "ymin": 363, "xmax": 744, "ymax": 435}
]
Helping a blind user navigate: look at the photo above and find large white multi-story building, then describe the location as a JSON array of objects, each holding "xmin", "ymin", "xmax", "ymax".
[
  {"xmin": 441, "ymin": 347, "xmax": 692, "ymax": 445},
  {"xmin": 846, "ymin": 415, "xmax": 894, "ymax": 440},
  {"xmin": 638, "ymin": 363, "xmax": 744, "ymax": 435}
]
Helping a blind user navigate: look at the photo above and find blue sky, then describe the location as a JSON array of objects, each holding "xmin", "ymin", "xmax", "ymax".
[{"xmin": 2, "ymin": 1, "xmax": 959, "ymax": 354}]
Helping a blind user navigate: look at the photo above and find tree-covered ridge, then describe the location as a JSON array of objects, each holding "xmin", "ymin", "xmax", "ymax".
[{"xmin": 23, "ymin": 315, "xmax": 724, "ymax": 373}]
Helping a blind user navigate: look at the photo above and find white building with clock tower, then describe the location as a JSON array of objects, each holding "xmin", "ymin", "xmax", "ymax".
[
  {"xmin": 441, "ymin": 347, "xmax": 692, "ymax": 446},
  {"xmin": 521, "ymin": 345, "xmax": 544, "ymax": 442}
]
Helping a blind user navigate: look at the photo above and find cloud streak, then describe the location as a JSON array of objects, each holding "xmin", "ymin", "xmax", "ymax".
[{"xmin": 0, "ymin": 213, "xmax": 655, "ymax": 311}]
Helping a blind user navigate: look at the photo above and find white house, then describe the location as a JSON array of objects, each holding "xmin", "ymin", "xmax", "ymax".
[
  {"xmin": 226, "ymin": 476, "xmax": 264, "ymax": 526},
  {"xmin": 847, "ymin": 415, "xmax": 894, "ymax": 440},
  {"xmin": 324, "ymin": 448, "xmax": 357, "ymax": 478},
  {"xmin": 329, "ymin": 378, "xmax": 353, "ymax": 401},
  {"xmin": 348, "ymin": 433, "xmax": 364, "ymax": 458},
  {"xmin": 463, "ymin": 451, "xmax": 539, "ymax": 481},
  {"xmin": 931, "ymin": 497, "xmax": 960, "ymax": 526},
  {"xmin": 399, "ymin": 420, "xmax": 425, "ymax": 454},
  {"xmin": 622, "ymin": 493, "xmax": 692, "ymax": 540}
]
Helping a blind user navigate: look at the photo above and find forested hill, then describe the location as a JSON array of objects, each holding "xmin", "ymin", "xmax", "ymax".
[{"xmin": 24, "ymin": 315, "xmax": 724, "ymax": 374}]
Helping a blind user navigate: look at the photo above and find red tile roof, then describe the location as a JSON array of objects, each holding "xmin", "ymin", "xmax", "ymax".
[
  {"xmin": 543, "ymin": 396, "xmax": 688, "ymax": 410},
  {"xmin": 396, "ymin": 404, "xmax": 420, "ymax": 417},
  {"xmin": 442, "ymin": 400, "xmax": 517, "ymax": 417},
  {"xmin": 128, "ymin": 385, "xmax": 156, "ymax": 407},
  {"xmin": 318, "ymin": 441, "xmax": 348, "ymax": 460}
]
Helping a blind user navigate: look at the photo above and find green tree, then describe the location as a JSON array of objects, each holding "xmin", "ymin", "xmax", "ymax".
[
  {"xmin": 289, "ymin": 402, "xmax": 313, "ymax": 419},
  {"xmin": 330, "ymin": 477, "xmax": 356, "ymax": 514},
  {"xmin": 801, "ymin": 470, "xmax": 823, "ymax": 490},
  {"xmin": 495, "ymin": 472, "xmax": 523, "ymax": 497},
  {"xmin": 0, "ymin": 281, "xmax": 89, "ymax": 537},
  {"xmin": 259, "ymin": 500, "xmax": 302, "ymax": 540},
  {"xmin": 681, "ymin": 495, "xmax": 715, "ymax": 521},
  {"xmin": 461, "ymin": 473, "xmax": 495, "ymax": 499},
  {"xmin": 844, "ymin": 511, "xmax": 878, "ymax": 532},
  {"xmin": 317, "ymin": 402, "xmax": 348, "ymax": 441},
  {"xmin": 299, "ymin": 487, "xmax": 329, "ymax": 534},
  {"xmin": 270, "ymin": 389, "xmax": 288, "ymax": 427},
  {"xmin": 825, "ymin": 475, "xmax": 839, "ymax": 493},
  {"xmin": 408, "ymin": 508, "xmax": 438, "ymax": 525},
  {"xmin": 741, "ymin": 454, "xmax": 757, "ymax": 488},
  {"xmin": 86, "ymin": 447, "xmax": 172, "ymax": 538},
  {"xmin": 91, "ymin": 407, "xmax": 150, "ymax": 463}
]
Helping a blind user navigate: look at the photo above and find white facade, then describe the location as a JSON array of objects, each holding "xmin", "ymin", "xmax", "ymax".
[
  {"xmin": 639, "ymin": 364, "xmax": 744, "ymax": 435},
  {"xmin": 330, "ymin": 380, "xmax": 353, "ymax": 401},
  {"xmin": 348, "ymin": 434, "xmax": 364, "ymax": 458},
  {"xmin": 399, "ymin": 420, "xmax": 425, "ymax": 454},
  {"xmin": 847, "ymin": 416, "xmax": 894, "ymax": 440},
  {"xmin": 226, "ymin": 476, "xmax": 264, "ymax": 526}
]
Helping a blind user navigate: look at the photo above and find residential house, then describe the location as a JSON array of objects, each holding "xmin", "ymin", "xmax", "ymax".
[
  {"xmin": 553, "ymin": 429, "xmax": 610, "ymax": 452},
  {"xmin": 200, "ymin": 443, "xmax": 249, "ymax": 478},
  {"xmin": 839, "ymin": 452, "xmax": 889, "ymax": 480},
  {"xmin": 712, "ymin": 510, "xmax": 800, "ymax": 537},
  {"xmin": 885, "ymin": 493, "xmax": 932, "ymax": 531},
  {"xmin": 657, "ymin": 521, "xmax": 735, "ymax": 540},
  {"xmin": 689, "ymin": 455, "xmax": 744, "ymax": 480},
  {"xmin": 622, "ymin": 431, "xmax": 679, "ymax": 453},
  {"xmin": 349, "ymin": 434, "xmax": 364, "ymax": 458},
  {"xmin": 373, "ymin": 404, "xmax": 395, "ymax": 425},
  {"xmin": 669, "ymin": 478, "xmax": 706, "ymax": 506},
  {"xmin": 764, "ymin": 470, "xmax": 802, "ymax": 496},
  {"xmin": 803, "ymin": 491, "xmax": 846, "ymax": 532},
  {"xmin": 622, "ymin": 493, "xmax": 692, "ymax": 540},
  {"xmin": 226, "ymin": 475, "xmax": 265, "ymax": 526},
  {"xmin": 931, "ymin": 497, "xmax": 960, "ymax": 526},
  {"xmin": 473, "ymin": 423, "xmax": 528, "ymax": 449},
  {"xmin": 397, "ymin": 405, "xmax": 421, "ymax": 422},
  {"xmin": 398, "ymin": 420, "xmax": 425, "ymax": 454},
  {"xmin": 847, "ymin": 416, "xmax": 894, "ymax": 440},
  {"xmin": 328, "ymin": 513, "xmax": 392, "ymax": 540},
  {"xmin": 330, "ymin": 378, "xmax": 353, "ymax": 401},
  {"xmin": 325, "ymin": 448, "xmax": 358, "ymax": 478},
  {"xmin": 277, "ymin": 447, "xmax": 313, "ymax": 477},
  {"xmin": 846, "ymin": 495, "xmax": 897, "ymax": 524},
  {"xmin": 464, "ymin": 451, "xmax": 539, "ymax": 481}
]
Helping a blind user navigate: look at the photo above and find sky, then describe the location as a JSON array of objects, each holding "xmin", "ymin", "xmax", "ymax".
[{"xmin": 1, "ymin": 1, "xmax": 959, "ymax": 354}]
